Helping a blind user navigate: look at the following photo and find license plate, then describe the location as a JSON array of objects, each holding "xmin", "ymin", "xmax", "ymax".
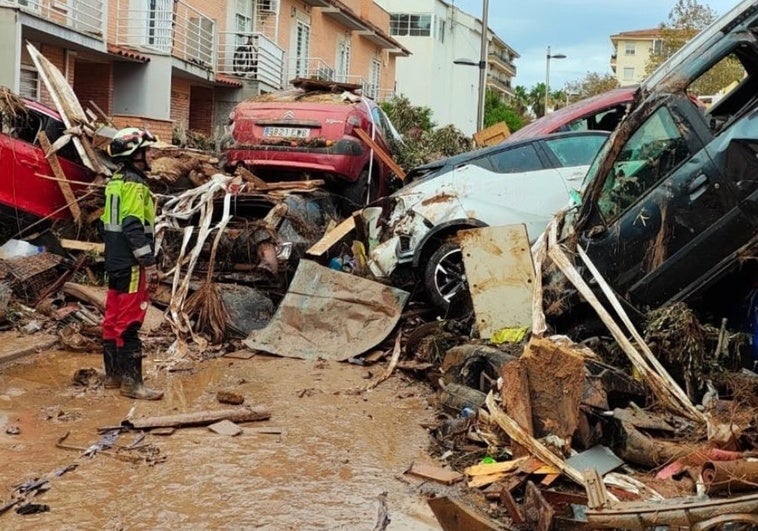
[{"xmin": 263, "ymin": 126, "xmax": 310, "ymax": 138}]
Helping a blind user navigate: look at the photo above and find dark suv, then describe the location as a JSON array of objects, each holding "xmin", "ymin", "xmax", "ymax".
[{"xmin": 556, "ymin": 0, "xmax": 758, "ymax": 324}]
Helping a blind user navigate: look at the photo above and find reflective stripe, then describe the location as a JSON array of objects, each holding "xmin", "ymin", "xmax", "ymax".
[
  {"xmin": 103, "ymin": 223, "xmax": 122, "ymax": 232},
  {"xmin": 129, "ymin": 265, "xmax": 139, "ymax": 294},
  {"xmin": 111, "ymin": 193, "xmax": 121, "ymax": 224},
  {"xmin": 145, "ymin": 225, "xmax": 154, "ymax": 235},
  {"xmin": 133, "ymin": 245, "xmax": 152, "ymax": 258}
]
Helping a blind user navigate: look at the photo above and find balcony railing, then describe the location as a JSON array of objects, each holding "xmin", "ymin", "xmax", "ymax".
[
  {"xmin": 488, "ymin": 52, "xmax": 516, "ymax": 74},
  {"xmin": 217, "ymin": 32, "xmax": 285, "ymax": 89},
  {"xmin": 115, "ymin": 0, "xmax": 215, "ymax": 69},
  {"xmin": 1, "ymin": 0, "xmax": 105, "ymax": 37}
]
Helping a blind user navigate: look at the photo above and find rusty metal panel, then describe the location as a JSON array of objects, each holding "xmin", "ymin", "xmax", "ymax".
[{"xmin": 459, "ymin": 225, "xmax": 535, "ymax": 338}]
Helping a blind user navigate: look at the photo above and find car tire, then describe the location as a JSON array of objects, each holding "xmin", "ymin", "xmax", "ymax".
[
  {"xmin": 423, "ymin": 241, "xmax": 472, "ymax": 315},
  {"xmin": 342, "ymin": 169, "xmax": 379, "ymax": 212}
]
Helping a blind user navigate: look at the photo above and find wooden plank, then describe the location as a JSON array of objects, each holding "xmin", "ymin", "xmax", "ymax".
[
  {"xmin": 38, "ymin": 131, "xmax": 81, "ymax": 222},
  {"xmin": 502, "ymin": 360, "xmax": 532, "ymax": 458},
  {"xmin": 61, "ymin": 239, "xmax": 104, "ymax": 254},
  {"xmin": 306, "ymin": 215, "xmax": 356, "ymax": 256},
  {"xmin": 354, "ymin": 127, "xmax": 406, "ymax": 181},
  {"xmin": 500, "ymin": 485, "xmax": 525, "ymax": 525},
  {"xmin": 465, "ymin": 456, "xmax": 528, "ymax": 477},
  {"xmin": 540, "ymin": 473, "xmax": 560, "ymax": 487},
  {"xmin": 523, "ymin": 481, "xmax": 555, "ymax": 531},
  {"xmin": 406, "ymin": 462, "xmax": 463, "ymax": 485},
  {"xmin": 468, "ymin": 473, "xmax": 508, "ymax": 489},
  {"xmin": 427, "ymin": 496, "xmax": 502, "ymax": 531},
  {"xmin": 485, "ymin": 392, "xmax": 585, "ymax": 486}
]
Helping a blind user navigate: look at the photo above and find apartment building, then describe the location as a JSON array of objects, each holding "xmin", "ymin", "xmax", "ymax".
[
  {"xmin": 374, "ymin": 0, "xmax": 517, "ymax": 136},
  {"xmin": 609, "ymin": 28, "xmax": 662, "ymax": 86},
  {"xmin": 0, "ymin": 0, "xmax": 408, "ymax": 141}
]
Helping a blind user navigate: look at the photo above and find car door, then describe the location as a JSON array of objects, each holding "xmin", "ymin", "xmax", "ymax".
[
  {"xmin": 0, "ymin": 108, "xmax": 46, "ymax": 217},
  {"xmin": 580, "ymin": 96, "xmax": 732, "ymax": 307},
  {"xmin": 459, "ymin": 142, "xmax": 567, "ymax": 239}
]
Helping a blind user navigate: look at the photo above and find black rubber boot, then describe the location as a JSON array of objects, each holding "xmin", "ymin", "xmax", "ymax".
[
  {"xmin": 120, "ymin": 352, "xmax": 163, "ymax": 401},
  {"xmin": 102, "ymin": 340, "xmax": 122, "ymax": 389}
]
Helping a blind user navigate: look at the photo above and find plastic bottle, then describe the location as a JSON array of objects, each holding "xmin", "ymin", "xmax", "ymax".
[{"xmin": 0, "ymin": 239, "xmax": 44, "ymax": 259}]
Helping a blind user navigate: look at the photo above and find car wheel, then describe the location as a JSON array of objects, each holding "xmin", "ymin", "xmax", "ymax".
[
  {"xmin": 423, "ymin": 241, "xmax": 471, "ymax": 314},
  {"xmin": 342, "ymin": 169, "xmax": 379, "ymax": 212}
]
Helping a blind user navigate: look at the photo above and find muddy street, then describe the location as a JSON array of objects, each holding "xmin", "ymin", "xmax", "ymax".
[{"xmin": 0, "ymin": 349, "xmax": 442, "ymax": 530}]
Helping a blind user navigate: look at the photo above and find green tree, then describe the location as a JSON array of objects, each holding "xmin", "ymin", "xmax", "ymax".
[
  {"xmin": 564, "ymin": 72, "xmax": 620, "ymax": 100},
  {"xmin": 484, "ymin": 89, "xmax": 523, "ymax": 133},
  {"xmin": 528, "ymin": 83, "xmax": 547, "ymax": 118},
  {"xmin": 380, "ymin": 95, "xmax": 435, "ymax": 137},
  {"xmin": 645, "ymin": 0, "xmax": 743, "ymax": 95}
]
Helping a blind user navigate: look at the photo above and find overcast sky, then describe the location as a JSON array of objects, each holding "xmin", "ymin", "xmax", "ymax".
[{"xmin": 449, "ymin": 0, "xmax": 739, "ymax": 90}]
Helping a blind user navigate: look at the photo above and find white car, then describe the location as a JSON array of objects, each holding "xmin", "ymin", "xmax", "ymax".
[{"xmin": 362, "ymin": 130, "xmax": 610, "ymax": 313}]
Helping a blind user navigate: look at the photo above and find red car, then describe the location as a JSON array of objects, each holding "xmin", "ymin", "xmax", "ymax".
[
  {"xmin": 507, "ymin": 87, "xmax": 637, "ymax": 142},
  {"xmin": 0, "ymin": 98, "xmax": 93, "ymax": 220},
  {"xmin": 223, "ymin": 84, "xmax": 402, "ymax": 210}
]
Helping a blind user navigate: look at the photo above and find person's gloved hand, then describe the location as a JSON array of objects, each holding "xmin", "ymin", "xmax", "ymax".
[{"xmin": 144, "ymin": 264, "xmax": 160, "ymax": 295}]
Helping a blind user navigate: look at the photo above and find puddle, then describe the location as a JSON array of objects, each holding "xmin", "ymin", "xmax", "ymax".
[{"xmin": 0, "ymin": 350, "xmax": 442, "ymax": 529}]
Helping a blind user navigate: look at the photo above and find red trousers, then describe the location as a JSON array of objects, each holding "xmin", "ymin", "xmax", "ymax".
[{"xmin": 102, "ymin": 266, "xmax": 149, "ymax": 348}]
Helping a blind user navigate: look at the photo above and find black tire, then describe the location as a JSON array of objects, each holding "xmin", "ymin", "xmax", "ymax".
[
  {"xmin": 342, "ymin": 169, "xmax": 379, "ymax": 212},
  {"xmin": 423, "ymin": 241, "xmax": 471, "ymax": 314}
]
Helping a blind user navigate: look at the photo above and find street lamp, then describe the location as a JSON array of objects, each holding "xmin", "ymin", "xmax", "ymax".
[
  {"xmin": 453, "ymin": 0, "xmax": 489, "ymax": 132},
  {"xmin": 545, "ymin": 45, "xmax": 566, "ymax": 115}
]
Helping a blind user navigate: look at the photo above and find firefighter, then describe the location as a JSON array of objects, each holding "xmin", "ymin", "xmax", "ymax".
[{"xmin": 100, "ymin": 127, "xmax": 163, "ymax": 400}]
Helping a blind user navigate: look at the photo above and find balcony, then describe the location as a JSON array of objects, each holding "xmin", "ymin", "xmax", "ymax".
[
  {"xmin": 488, "ymin": 52, "xmax": 516, "ymax": 76},
  {"xmin": 115, "ymin": 0, "xmax": 215, "ymax": 70},
  {"xmin": 1, "ymin": 0, "xmax": 105, "ymax": 38},
  {"xmin": 217, "ymin": 31, "xmax": 285, "ymax": 90}
]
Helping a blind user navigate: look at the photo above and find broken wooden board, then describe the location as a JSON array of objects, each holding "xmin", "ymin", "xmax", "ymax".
[
  {"xmin": 123, "ymin": 406, "xmax": 270, "ymax": 430},
  {"xmin": 63, "ymin": 282, "xmax": 164, "ymax": 333},
  {"xmin": 37, "ymin": 131, "xmax": 81, "ymax": 222},
  {"xmin": 458, "ymin": 225, "xmax": 535, "ymax": 339},
  {"xmin": 427, "ymin": 496, "xmax": 504, "ymax": 531},
  {"xmin": 60, "ymin": 239, "xmax": 105, "ymax": 254},
  {"xmin": 465, "ymin": 457, "xmax": 528, "ymax": 477},
  {"xmin": 306, "ymin": 215, "xmax": 356, "ymax": 256},
  {"xmin": 522, "ymin": 337, "xmax": 585, "ymax": 440},
  {"xmin": 523, "ymin": 481, "xmax": 555, "ymax": 531},
  {"xmin": 26, "ymin": 43, "xmax": 109, "ymax": 175},
  {"xmin": 501, "ymin": 360, "xmax": 533, "ymax": 458},
  {"xmin": 243, "ymin": 261, "xmax": 408, "ymax": 361},
  {"xmin": 354, "ymin": 128, "xmax": 406, "ymax": 181},
  {"xmin": 406, "ymin": 462, "xmax": 463, "ymax": 485}
]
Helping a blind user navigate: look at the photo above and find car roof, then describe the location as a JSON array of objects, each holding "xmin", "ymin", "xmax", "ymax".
[
  {"xmin": 21, "ymin": 98, "xmax": 63, "ymax": 120},
  {"xmin": 406, "ymin": 130, "xmax": 609, "ymax": 180},
  {"xmin": 507, "ymin": 87, "xmax": 637, "ymax": 142}
]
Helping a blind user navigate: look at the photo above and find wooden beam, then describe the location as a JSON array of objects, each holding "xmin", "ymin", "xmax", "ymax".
[
  {"xmin": 354, "ymin": 127, "xmax": 406, "ymax": 181},
  {"xmin": 37, "ymin": 131, "xmax": 82, "ymax": 223},
  {"xmin": 60, "ymin": 239, "xmax": 104, "ymax": 254},
  {"xmin": 427, "ymin": 496, "xmax": 502, "ymax": 531},
  {"xmin": 306, "ymin": 215, "xmax": 356, "ymax": 256}
]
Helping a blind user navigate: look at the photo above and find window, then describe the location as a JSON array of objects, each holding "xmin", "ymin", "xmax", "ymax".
[
  {"xmin": 336, "ymin": 41, "xmax": 350, "ymax": 82},
  {"xmin": 390, "ymin": 13, "xmax": 432, "ymax": 37},
  {"xmin": 598, "ymin": 106, "xmax": 693, "ymax": 219},
  {"xmin": 623, "ymin": 67, "xmax": 635, "ymax": 81},
  {"xmin": 144, "ymin": 0, "xmax": 173, "ymax": 51},
  {"xmin": 368, "ymin": 58, "xmax": 381, "ymax": 99},
  {"xmin": 652, "ymin": 39, "xmax": 663, "ymax": 55},
  {"xmin": 19, "ymin": 66, "xmax": 39, "ymax": 100},
  {"xmin": 294, "ymin": 20, "xmax": 310, "ymax": 78},
  {"xmin": 624, "ymin": 42, "xmax": 636, "ymax": 56},
  {"xmin": 487, "ymin": 144, "xmax": 543, "ymax": 174},
  {"xmin": 545, "ymin": 135, "xmax": 607, "ymax": 167}
]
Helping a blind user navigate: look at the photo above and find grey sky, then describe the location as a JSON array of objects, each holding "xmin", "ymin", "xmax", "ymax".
[{"xmin": 449, "ymin": 0, "xmax": 738, "ymax": 90}]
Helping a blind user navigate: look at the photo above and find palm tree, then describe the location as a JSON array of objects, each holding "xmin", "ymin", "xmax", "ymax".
[{"xmin": 528, "ymin": 83, "xmax": 547, "ymax": 118}]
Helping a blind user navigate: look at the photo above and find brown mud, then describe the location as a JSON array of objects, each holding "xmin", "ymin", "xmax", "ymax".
[{"xmin": 0, "ymin": 349, "xmax": 442, "ymax": 530}]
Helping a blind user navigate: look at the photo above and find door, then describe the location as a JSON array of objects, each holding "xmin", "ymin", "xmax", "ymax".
[
  {"xmin": 143, "ymin": 0, "xmax": 173, "ymax": 52},
  {"xmin": 581, "ymin": 96, "xmax": 730, "ymax": 307},
  {"xmin": 289, "ymin": 19, "xmax": 310, "ymax": 80}
]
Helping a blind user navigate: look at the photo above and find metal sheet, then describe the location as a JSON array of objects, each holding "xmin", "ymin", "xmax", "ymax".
[
  {"xmin": 243, "ymin": 261, "xmax": 408, "ymax": 361},
  {"xmin": 458, "ymin": 225, "xmax": 535, "ymax": 338},
  {"xmin": 565, "ymin": 445, "xmax": 624, "ymax": 477}
]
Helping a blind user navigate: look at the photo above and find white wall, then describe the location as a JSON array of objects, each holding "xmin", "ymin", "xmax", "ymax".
[
  {"xmin": 375, "ymin": 0, "xmax": 486, "ymax": 136},
  {"xmin": 0, "ymin": 9, "xmax": 21, "ymax": 92}
]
